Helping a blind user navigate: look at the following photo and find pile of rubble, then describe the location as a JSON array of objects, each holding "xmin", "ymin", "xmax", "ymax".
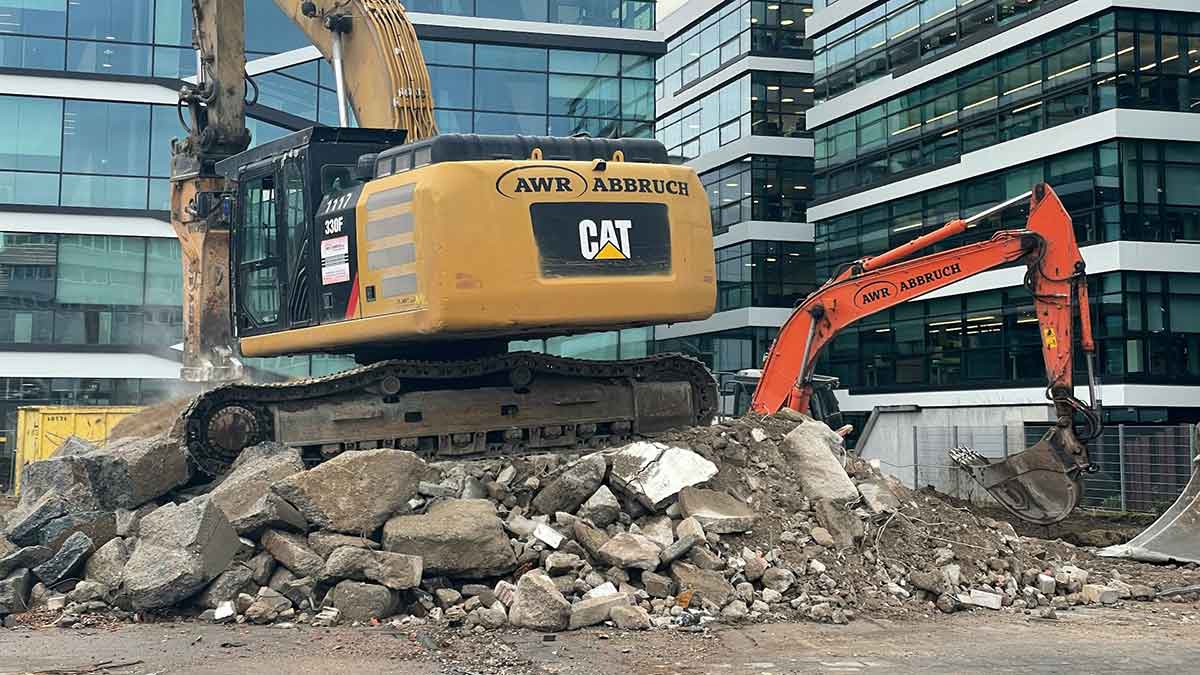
[{"xmin": 1, "ymin": 413, "xmax": 1196, "ymax": 633}]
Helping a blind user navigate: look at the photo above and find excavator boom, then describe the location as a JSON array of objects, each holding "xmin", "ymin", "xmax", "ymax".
[{"xmin": 750, "ymin": 184, "xmax": 1102, "ymax": 524}]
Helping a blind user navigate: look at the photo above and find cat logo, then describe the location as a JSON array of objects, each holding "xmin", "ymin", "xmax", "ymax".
[{"xmin": 579, "ymin": 218, "xmax": 632, "ymax": 260}]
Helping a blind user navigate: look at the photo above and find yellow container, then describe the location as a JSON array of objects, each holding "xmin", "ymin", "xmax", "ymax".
[{"xmin": 13, "ymin": 405, "xmax": 144, "ymax": 495}]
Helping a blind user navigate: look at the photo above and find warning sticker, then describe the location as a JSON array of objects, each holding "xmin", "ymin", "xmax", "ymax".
[
  {"xmin": 321, "ymin": 236, "xmax": 349, "ymax": 258},
  {"xmin": 322, "ymin": 262, "xmax": 350, "ymax": 285},
  {"xmin": 321, "ymin": 236, "xmax": 350, "ymax": 285}
]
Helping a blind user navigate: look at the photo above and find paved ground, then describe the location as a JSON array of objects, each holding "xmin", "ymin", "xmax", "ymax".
[{"xmin": 2, "ymin": 603, "xmax": 1198, "ymax": 674}]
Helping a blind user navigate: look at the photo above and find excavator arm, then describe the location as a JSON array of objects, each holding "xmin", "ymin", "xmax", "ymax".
[
  {"xmin": 170, "ymin": 0, "xmax": 435, "ymax": 382},
  {"xmin": 751, "ymin": 184, "xmax": 1102, "ymax": 524}
]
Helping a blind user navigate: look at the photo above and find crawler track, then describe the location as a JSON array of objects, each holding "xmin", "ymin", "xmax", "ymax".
[{"xmin": 171, "ymin": 351, "xmax": 717, "ymax": 476}]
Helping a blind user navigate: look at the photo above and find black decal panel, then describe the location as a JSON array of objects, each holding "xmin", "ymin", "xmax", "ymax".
[{"xmin": 530, "ymin": 202, "xmax": 671, "ymax": 278}]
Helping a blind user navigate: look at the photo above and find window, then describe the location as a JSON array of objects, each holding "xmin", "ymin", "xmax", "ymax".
[
  {"xmin": 62, "ymin": 100, "xmax": 150, "ymax": 176},
  {"xmin": 0, "ymin": 96, "xmax": 61, "ymax": 172},
  {"xmin": 56, "ymin": 235, "xmax": 146, "ymax": 305}
]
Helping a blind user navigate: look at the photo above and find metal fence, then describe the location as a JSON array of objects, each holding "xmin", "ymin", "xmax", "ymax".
[{"xmin": 906, "ymin": 424, "xmax": 1197, "ymax": 514}]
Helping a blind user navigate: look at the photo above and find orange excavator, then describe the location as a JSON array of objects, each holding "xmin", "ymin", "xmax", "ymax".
[{"xmin": 748, "ymin": 184, "xmax": 1103, "ymax": 525}]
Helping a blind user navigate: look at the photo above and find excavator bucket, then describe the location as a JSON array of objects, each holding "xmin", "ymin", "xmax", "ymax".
[
  {"xmin": 1098, "ymin": 456, "xmax": 1200, "ymax": 564},
  {"xmin": 950, "ymin": 426, "xmax": 1086, "ymax": 525}
]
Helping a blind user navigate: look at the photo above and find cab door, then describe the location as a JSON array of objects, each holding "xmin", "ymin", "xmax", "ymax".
[{"xmin": 235, "ymin": 164, "xmax": 283, "ymax": 336}]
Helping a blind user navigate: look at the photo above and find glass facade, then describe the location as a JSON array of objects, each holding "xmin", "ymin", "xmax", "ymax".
[
  {"xmin": 0, "ymin": 0, "xmax": 315, "ymax": 77},
  {"xmin": 815, "ymin": 140, "xmax": 1200, "ymax": 279},
  {"xmin": 701, "ymin": 156, "xmax": 813, "ymax": 234},
  {"xmin": 657, "ymin": 0, "xmax": 812, "ymax": 100},
  {"xmin": 716, "ymin": 239, "xmax": 815, "ymax": 311},
  {"xmin": 0, "ymin": 231, "xmax": 182, "ymax": 347},
  {"xmin": 0, "ymin": 94, "xmax": 290, "ymax": 211},
  {"xmin": 817, "ymin": 272, "xmax": 1200, "ymax": 392},
  {"xmin": 407, "ymin": 0, "xmax": 654, "ymax": 29},
  {"xmin": 655, "ymin": 326, "xmax": 779, "ymax": 376},
  {"xmin": 421, "ymin": 40, "xmax": 656, "ymax": 138},
  {"xmin": 657, "ymin": 71, "xmax": 813, "ymax": 160},
  {"xmin": 814, "ymin": 0, "xmax": 1074, "ymax": 100},
  {"xmin": 814, "ymin": 10, "xmax": 1200, "ymax": 197}
]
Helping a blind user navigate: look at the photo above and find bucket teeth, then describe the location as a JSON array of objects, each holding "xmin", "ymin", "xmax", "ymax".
[{"xmin": 949, "ymin": 445, "xmax": 989, "ymax": 469}]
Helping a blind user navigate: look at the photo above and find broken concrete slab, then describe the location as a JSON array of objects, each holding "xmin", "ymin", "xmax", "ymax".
[
  {"xmin": 572, "ymin": 521, "xmax": 610, "ymax": 560},
  {"xmin": 260, "ymin": 529, "xmax": 324, "ymax": 578},
  {"xmin": 669, "ymin": 561, "xmax": 734, "ymax": 607},
  {"xmin": 780, "ymin": 419, "xmax": 857, "ymax": 503},
  {"xmin": 3, "ymin": 492, "xmax": 69, "ymax": 546},
  {"xmin": 307, "ymin": 532, "xmax": 380, "ymax": 559},
  {"xmin": 210, "ymin": 442, "xmax": 307, "ymax": 535},
  {"xmin": 84, "ymin": 538, "xmax": 129, "ymax": 590},
  {"xmin": 761, "ymin": 567, "xmax": 795, "ymax": 593},
  {"xmin": 1082, "ymin": 584, "xmax": 1119, "ymax": 605},
  {"xmin": 658, "ymin": 534, "xmax": 699, "ymax": 565},
  {"xmin": 34, "ymin": 509, "xmax": 116, "ymax": 552},
  {"xmin": 598, "ymin": 533, "xmax": 661, "ymax": 570},
  {"xmin": 509, "ymin": 571, "xmax": 571, "ymax": 632},
  {"xmin": 115, "ymin": 504, "xmax": 157, "ymax": 538},
  {"xmin": 530, "ymin": 454, "xmax": 607, "ymax": 516},
  {"xmin": 32, "ymin": 531, "xmax": 93, "ymax": 587},
  {"xmin": 611, "ymin": 604, "xmax": 651, "ymax": 630},
  {"xmin": 678, "ymin": 488, "xmax": 756, "ymax": 534},
  {"xmin": 568, "ymin": 592, "xmax": 633, "ymax": 629},
  {"xmin": 245, "ymin": 586, "xmax": 294, "ymax": 624},
  {"xmin": 0, "ymin": 546, "xmax": 52, "ymax": 580},
  {"xmin": 967, "ymin": 589, "xmax": 1003, "ymax": 610},
  {"xmin": 812, "ymin": 498, "xmax": 864, "ymax": 548},
  {"xmin": 321, "ymin": 546, "xmax": 422, "ymax": 590},
  {"xmin": 544, "ymin": 553, "xmax": 582, "ymax": 576},
  {"xmin": 123, "ymin": 497, "xmax": 240, "ymax": 610},
  {"xmin": 857, "ymin": 480, "xmax": 901, "ymax": 514},
  {"xmin": 272, "ymin": 449, "xmax": 428, "ymax": 534},
  {"xmin": 0, "ymin": 568, "xmax": 33, "ymax": 614},
  {"xmin": 383, "ymin": 499, "xmax": 515, "ymax": 579},
  {"xmin": 331, "ymin": 580, "xmax": 397, "ymax": 622},
  {"xmin": 248, "ymin": 551, "xmax": 275, "ymax": 586},
  {"xmin": 607, "ymin": 442, "xmax": 717, "ymax": 510},
  {"xmin": 638, "ymin": 515, "xmax": 675, "ymax": 549},
  {"xmin": 52, "ymin": 435, "xmax": 99, "ymax": 458},
  {"xmin": 67, "ymin": 579, "xmax": 109, "ymax": 604},
  {"xmin": 14, "ymin": 457, "xmax": 98, "ymax": 512},
  {"xmin": 197, "ymin": 563, "xmax": 256, "ymax": 609},
  {"xmin": 642, "ymin": 571, "xmax": 676, "ymax": 598},
  {"xmin": 576, "ymin": 485, "xmax": 621, "ymax": 528},
  {"xmin": 88, "ymin": 434, "xmax": 191, "ymax": 509}
]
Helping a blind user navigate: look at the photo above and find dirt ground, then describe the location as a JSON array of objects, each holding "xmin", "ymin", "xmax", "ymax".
[{"xmin": 2, "ymin": 603, "xmax": 1199, "ymax": 675}]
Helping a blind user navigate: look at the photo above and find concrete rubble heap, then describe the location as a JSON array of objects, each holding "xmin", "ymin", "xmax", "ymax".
[{"xmin": 0, "ymin": 413, "xmax": 1191, "ymax": 632}]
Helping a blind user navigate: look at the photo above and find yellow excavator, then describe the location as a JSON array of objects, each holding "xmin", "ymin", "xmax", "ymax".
[{"xmin": 168, "ymin": 0, "xmax": 717, "ymax": 477}]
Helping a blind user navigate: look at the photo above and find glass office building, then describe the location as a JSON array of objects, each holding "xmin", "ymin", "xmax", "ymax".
[
  {"xmin": 0, "ymin": 0, "xmax": 663, "ymax": 449},
  {"xmin": 649, "ymin": 0, "xmax": 818, "ymax": 408},
  {"xmin": 807, "ymin": 1, "xmax": 1200, "ymax": 423}
]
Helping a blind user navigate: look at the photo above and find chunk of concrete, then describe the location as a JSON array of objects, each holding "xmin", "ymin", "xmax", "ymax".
[
  {"xmin": 84, "ymin": 538, "xmax": 129, "ymax": 590},
  {"xmin": 812, "ymin": 498, "xmax": 864, "ymax": 548},
  {"xmin": 86, "ymin": 434, "xmax": 191, "ymax": 509},
  {"xmin": 577, "ymin": 485, "xmax": 621, "ymax": 528},
  {"xmin": 568, "ymin": 592, "xmax": 633, "ymax": 629},
  {"xmin": 67, "ymin": 579, "xmax": 109, "ymax": 604},
  {"xmin": 608, "ymin": 442, "xmax": 717, "ymax": 510},
  {"xmin": 638, "ymin": 515, "xmax": 675, "ymax": 549},
  {"xmin": 1082, "ymin": 584, "xmax": 1119, "ymax": 605},
  {"xmin": 321, "ymin": 546, "xmax": 422, "ymax": 590},
  {"xmin": 572, "ymin": 521, "xmax": 609, "ymax": 560},
  {"xmin": 509, "ymin": 571, "xmax": 571, "ymax": 632},
  {"xmin": 678, "ymin": 488, "xmax": 756, "ymax": 534},
  {"xmin": 209, "ymin": 442, "xmax": 307, "ymax": 535},
  {"xmin": 382, "ymin": 499, "xmax": 516, "ymax": 579},
  {"xmin": 1037, "ymin": 573, "xmax": 1057, "ymax": 596},
  {"xmin": 245, "ymin": 586, "xmax": 294, "ymax": 623},
  {"xmin": 115, "ymin": 504, "xmax": 157, "ymax": 538},
  {"xmin": 331, "ymin": 580, "xmax": 398, "ymax": 622},
  {"xmin": 0, "ymin": 546, "xmax": 52, "ymax": 580},
  {"xmin": 272, "ymin": 449, "xmax": 428, "ymax": 534},
  {"xmin": 658, "ymin": 534, "xmax": 700, "ymax": 565},
  {"xmin": 642, "ymin": 571, "xmax": 676, "ymax": 598},
  {"xmin": 544, "ymin": 553, "xmax": 582, "ymax": 576},
  {"xmin": 260, "ymin": 529, "xmax": 324, "ymax": 577},
  {"xmin": 761, "ymin": 567, "xmax": 795, "ymax": 593},
  {"xmin": 611, "ymin": 604, "xmax": 651, "ymax": 630},
  {"xmin": 598, "ymin": 533, "xmax": 661, "ymax": 570},
  {"xmin": 52, "ymin": 435, "xmax": 99, "ymax": 458},
  {"xmin": 308, "ymin": 532, "xmax": 380, "ymax": 559},
  {"xmin": 779, "ymin": 420, "xmax": 857, "ymax": 503},
  {"xmin": 968, "ymin": 589, "xmax": 1003, "ymax": 610},
  {"xmin": 13, "ymin": 457, "xmax": 98, "ymax": 512},
  {"xmin": 197, "ymin": 563, "xmax": 256, "ymax": 609},
  {"xmin": 122, "ymin": 497, "xmax": 240, "ymax": 609},
  {"xmin": 32, "ymin": 531, "xmax": 93, "ymax": 587},
  {"xmin": 34, "ymin": 509, "xmax": 116, "ymax": 552},
  {"xmin": 669, "ymin": 561, "xmax": 734, "ymax": 607},
  {"xmin": 857, "ymin": 480, "xmax": 901, "ymax": 514},
  {"xmin": 0, "ymin": 568, "xmax": 33, "ymax": 614},
  {"xmin": 530, "ymin": 454, "xmax": 607, "ymax": 515},
  {"xmin": 248, "ymin": 551, "xmax": 276, "ymax": 586},
  {"xmin": 3, "ymin": 492, "xmax": 68, "ymax": 547}
]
